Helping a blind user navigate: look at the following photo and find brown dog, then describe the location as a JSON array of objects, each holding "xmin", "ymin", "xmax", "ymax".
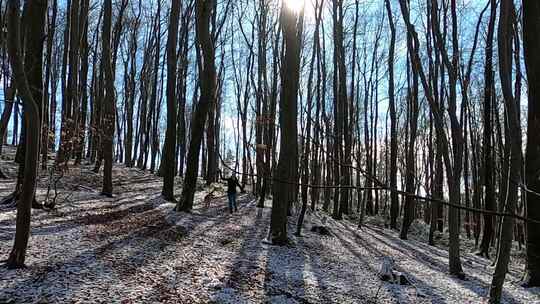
[{"xmin": 203, "ymin": 188, "xmax": 218, "ymax": 209}]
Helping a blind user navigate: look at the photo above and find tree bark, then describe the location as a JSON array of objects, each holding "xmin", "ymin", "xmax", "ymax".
[
  {"xmin": 177, "ymin": 0, "xmax": 216, "ymax": 212},
  {"xmin": 385, "ymin": 0, "xmax": 398, "ymax": 230},
  {"xmin": 522, "ymin": 0, "xmax": 540, "ymax": 288},
  {"xmin": 5, "ymin": 0, "xmax": 46, "ymax": 268},
  {"xmin": 489, "ymin": 1, "xmax": 520, "ymax": 301},
  {"xmin": 100, "ymin": 0, "xmax": 115, "ymax": 197},
  {"xmin": 297, "ymin": 0, "xmax": 322, "ymax": 237},
  {"xmin": 479, "ymin": 0, "xmax": 497, "ymax": 259},
  {"xmin": 398, "ymin": 0, "xmax": 464, "ymax": 277},
  {"xmin": 0, "ymin": 86, "xmax": 14, "ymax": 157},
  {"xmin": 162, "ymin": 0, "xmax": 181, "ymax": 201},
  {"xmin": 270, "ymin": 3, "xmax": 302, "ymax": 245}
]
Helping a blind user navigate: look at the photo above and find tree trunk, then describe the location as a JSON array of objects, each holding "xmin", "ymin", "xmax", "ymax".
[
  {"xmin": 41, "ymin": 0, "xmax": 57, "ymax": 170},
  {"xmin": 400, "ymin": 33, "xmax": 420, "ymax": 240},
  {"xmin": 177, "ymin": 0, "xmax": 216, "ymax": 212},
  {"xmin": 162, "ymin": 0, "xmax": 181, "ymax": 201},
  {"xmin": 270, "ymin": 4, "xmax": 302, "ymax": 245},
  {"xmin": 56, "ymin": 0, "xmax": 81, "ymax": 166},
  {"xmin": 100, "ymin": 0, "xmax": 115, "ymax": 197},
  {"xmin": 489, "ymin": 1, "xmax": 520, "ymax": 301},
  {"xmin": 398, "ymin": 0, "xmax": 464, "ymax": 278},
  {"xmin": 5, "ymin": 0, "xmax": 46, "ymax": 268},
  {"xmin": 0, "ymin": 86, "xmax": 14, "ymax": 157},
  {"xmin": 74, "ymin": 0, "xmax": 90, "ymax": 165},
  {"xmin": 522, "ymin": 0, "xmax": 540, "ymax": 288},
  {"xmin": 331, "ymin": 0, "xmax": 342, "ymax": 220},
  {"xmin": 385, "ymin": 0, "xmax": 398, "ymax": 230},
  {"xmin": 297, "ymin": 0, "xmax": 322, "ymax": 237},
  {"xmin": 479, "ymin": 0, "xmax": 497, "ymax": 259}
]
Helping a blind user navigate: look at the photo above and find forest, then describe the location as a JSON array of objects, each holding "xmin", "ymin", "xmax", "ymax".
[{"xmin": 0, "ymin": 0, "xmax": 540, "ymax": 303}]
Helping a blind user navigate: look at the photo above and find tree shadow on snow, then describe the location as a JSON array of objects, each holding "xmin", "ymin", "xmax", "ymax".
[
  {"xmin": 207, "ymin": 199, "xmax": 269, "ymax": 303},
  {"xmin": 262, "ymin": 218, "xmax": 309, "ymax": 304},
  {"xmin": 0, "ymin": 194, "xmax": 253, "ymax": 302},
  {"xmin": 334, "ymin": 221, "xmax": 522, "ymax": 303},
  {"xmin": 332, "ymin": 223, "xmax": 448, "ymax": 304},
  {"xmin": 364, "ymin": 225, "xmax": 524, "ymax": 302},
  {"xmin": 0, "ymin": 193, "xmax": 159, "ymax": 242}
]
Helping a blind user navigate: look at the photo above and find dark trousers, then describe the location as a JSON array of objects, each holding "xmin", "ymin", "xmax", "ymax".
[{"xmin": 227, "ymin": 192, "xmax": 237, "ymax": 213}]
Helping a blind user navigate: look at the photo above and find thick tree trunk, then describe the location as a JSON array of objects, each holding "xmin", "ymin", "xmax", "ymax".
[
  {"xmin": 177, "ymin": 0, "xmax": 216, "ymax": 212},
  {"xmin": 270, "ymin": 4, "xmax": 302, "ymax": 245},
  {"xmin": 74, "ymin": 0, "xmax": 90, "ymax": 165},
  {"xmin": 5, "ymin": 0, "xmax": 46, "ymax": 268},
  {"xmin": 522, "ymin": 0, "xmax": 540, "ymax": 288},
  {"xmin": 479, "ymin": 0, "xmax": 497, "ymax": 259},
  {"xmin": 489, "ymin": 1, "xmax": 520, "ymax": 301},
  {"xmin": 162, "ymin": 0, "xmax": 181, "ymax": 201},
  {"xmin": 206, "ymin": 93, "xmax": 217, "ymax": 184},
  {"xmin": 400, "ymin": 43, "xmax": 420, "ymax": 240},
  {"xmin": 331, "ymin": 0, "xmax": 342, "ymax": 220},
  {"xmin": 100, "ymin": 0, "xmax": 115, "ymax": 197},
  {"xmin": 337, "ymin": 0, "xmax": 350, "ymax": 219},
  {"xmin": 41, "ymin": 0, "xmax": 57, "ymax": 170}
]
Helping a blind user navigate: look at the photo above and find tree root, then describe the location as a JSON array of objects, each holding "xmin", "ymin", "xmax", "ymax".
[
  {"xmin": 100, "ymin": 191, "xmax": 114, "ymax": 198},
  {"xmin": 6, "ymin": 249, "xmax": 27, "ymax": 270}
]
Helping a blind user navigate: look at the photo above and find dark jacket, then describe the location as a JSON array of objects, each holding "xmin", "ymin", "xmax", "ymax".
[{"xmin": 223, "ymin": 176, "xmax": 243, "ymax": 194}]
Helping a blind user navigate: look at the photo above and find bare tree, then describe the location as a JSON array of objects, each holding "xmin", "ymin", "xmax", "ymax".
[
  {"xmin": 478, "ymin": 0, "xmax": 497, "ymax": 259},
  {"xmin": 297, "ymin": 0, "xmax": 323, "ymax": 236},
  {"xmin": 177, "ymin": 0, "xmax": 216, "ymax": 212},
  {"xmin": 162, "ymin": 0, "xmax": 182, "ymax": 201},
  {"xmin": 489, "ymin": 0, "xmax": 521, "ymax": 301},
  {"xmin": 5, "ymin": 0, "xmax": 46, "ymax": 268},
  {"xmin": 385, "ymin": 0, "xmax": 398, "ymax": 230},
  {"xmin": 100, "ymin": 0, "xmax": 115, "ymax": 197},
  {"xmin": 270, "ymin": 2, "xmax": 303, "ymax": 245},
  {"xmin": 398, "ymin": 0, "xmax": 464, "ymax": 278},
  {"xmin": 522, "ymin": 0, "xmax": 540, "ymax": 289}
]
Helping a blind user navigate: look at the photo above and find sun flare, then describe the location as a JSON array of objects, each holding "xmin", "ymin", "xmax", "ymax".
[{"xmin": 283, "ymin": 0, "xmax": 305, "ymax": 14}]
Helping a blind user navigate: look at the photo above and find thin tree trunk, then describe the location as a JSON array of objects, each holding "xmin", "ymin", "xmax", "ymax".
[
  {"xmin": 385, "ymin": 0, "xmax": 398, "ymax": 230},
  {"xmin": 297, "ymin": 0, "xmax": 322, "ymax": 236}
]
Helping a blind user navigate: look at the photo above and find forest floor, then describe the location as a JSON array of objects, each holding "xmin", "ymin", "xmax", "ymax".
[{"xmin": 0, "ymin": 146, "xmax": 539, "ymax": 304}]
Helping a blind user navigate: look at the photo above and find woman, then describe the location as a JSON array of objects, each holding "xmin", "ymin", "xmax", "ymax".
[{"xmin": 220, "ymin": 170, "xmax": 245, "ymax": 213}]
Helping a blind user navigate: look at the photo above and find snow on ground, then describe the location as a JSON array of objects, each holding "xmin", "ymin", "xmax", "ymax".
[{"xmin": 0, "ymin": 147, "xmax": 539, "ymax": 303}]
